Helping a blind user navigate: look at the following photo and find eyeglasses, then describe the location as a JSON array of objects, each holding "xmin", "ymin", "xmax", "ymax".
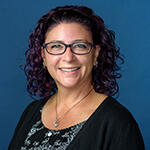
[{"xmin": 43, "ymin": 41, "xmax": 94, "ymax": 55}]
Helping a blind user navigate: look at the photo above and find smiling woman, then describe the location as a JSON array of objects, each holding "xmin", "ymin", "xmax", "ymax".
[
  {"xmin": 41, "ymin": 22, "xmax": 99, "ymax": 89},
  {"xmin": 8, "ymin": 5, "xmax": 145, "ymax": 150}
]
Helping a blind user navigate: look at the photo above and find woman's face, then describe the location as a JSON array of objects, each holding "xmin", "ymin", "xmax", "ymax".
[{"xmin": 42, "ymin": 22, "xmax": 100, "ymax": 89}]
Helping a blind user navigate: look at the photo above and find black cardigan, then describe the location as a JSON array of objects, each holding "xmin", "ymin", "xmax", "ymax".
[{"xmin": 8, "ymin": 97, "xmax": 145, "ymax": 150}]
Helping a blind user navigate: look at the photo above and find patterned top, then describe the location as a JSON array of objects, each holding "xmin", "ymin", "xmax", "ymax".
[{"xmin": 20, "ymin": 109, "xmax": 86, "ymax": 150}]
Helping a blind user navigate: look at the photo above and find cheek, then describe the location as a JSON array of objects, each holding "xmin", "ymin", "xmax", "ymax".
[
  {"xmin": 81, "ymin": 55, "xmax": 95, "ymax": 70},
  {"xmin": 44, "ymin": 56, "xmax": 60, "ymax": 76},
  {"xmin": 45, "ymin": 55, "xmax": 59, "ymax": 66}
]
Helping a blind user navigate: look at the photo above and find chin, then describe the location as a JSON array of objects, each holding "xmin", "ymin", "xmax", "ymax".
[
  {"xmin": 57, "ymin": 79, "xmax": 80, "ymax": 89},
  {"xmin": 62, "ymin": 82, "xmax": 79, "ymax": 89}
]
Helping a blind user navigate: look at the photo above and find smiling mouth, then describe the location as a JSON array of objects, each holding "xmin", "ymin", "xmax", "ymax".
[{"xmin": 59, "ymin": 67, "xmax": 80, "ymax": 72}]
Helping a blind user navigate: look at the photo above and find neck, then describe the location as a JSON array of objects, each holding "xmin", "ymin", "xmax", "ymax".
[{"xmin": 56, "ymin": 81, "xmax": 93, "ymax": 107}]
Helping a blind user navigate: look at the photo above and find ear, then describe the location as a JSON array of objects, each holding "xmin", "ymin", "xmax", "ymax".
[
  {"xmin": 41, "ymin": 47, "xmax": 46, "ymax": 66},
  {"xmin": 93, "ymin": 45, "xmax": 100, "ymax": 66}
]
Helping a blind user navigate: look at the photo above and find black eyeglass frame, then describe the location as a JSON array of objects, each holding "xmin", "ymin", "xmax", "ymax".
[{"xmin": 43, "ymin": 41, "xmax": 95, "ymax": 55}]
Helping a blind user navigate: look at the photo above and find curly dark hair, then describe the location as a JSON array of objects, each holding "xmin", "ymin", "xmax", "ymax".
[{"xmin": 24, "ymin": 5, "xmax": 124, "ymax": 100}]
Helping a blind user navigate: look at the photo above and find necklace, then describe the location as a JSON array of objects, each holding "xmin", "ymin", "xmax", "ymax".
[{"xmin": 53, "ymin": 88, "xmax": 93, "ymax": 127}]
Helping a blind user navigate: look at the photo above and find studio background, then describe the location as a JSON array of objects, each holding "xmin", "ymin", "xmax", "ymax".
[{"xmin": 0, "ymin": 0, "xmax": 149, "ymax": 150}]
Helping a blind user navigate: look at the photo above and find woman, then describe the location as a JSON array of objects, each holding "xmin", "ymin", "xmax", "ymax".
[{"xmin": 8, "ymin": 5, "xmax": 145, "ymax": 150}]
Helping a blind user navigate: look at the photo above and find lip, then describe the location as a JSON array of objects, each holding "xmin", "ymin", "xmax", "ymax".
[{"xmin": 58, "ymin": 67, "xmax": 80, "ymax": 72}]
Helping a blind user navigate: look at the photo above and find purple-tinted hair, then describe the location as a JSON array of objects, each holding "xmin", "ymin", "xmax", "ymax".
[{"xmin": 24, "ymin": 5, "xmax": 124, "ymax": 99}]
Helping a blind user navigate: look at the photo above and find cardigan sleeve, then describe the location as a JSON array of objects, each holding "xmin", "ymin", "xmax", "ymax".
[
  {"xmin": 114, "ymin": 120, "xmax": 145, "ymax": 150},
  {"xmin": 8, "ymin": 100, "xmax": 39, "ymax": 150},
  {"xmin": 103, "ymin": 97, "xmax": 145, "ymax": 150}
]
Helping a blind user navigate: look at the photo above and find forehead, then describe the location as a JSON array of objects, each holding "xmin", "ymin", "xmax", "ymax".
[{"xmin": 45, "ymin": 22, "xmax": 93, "ymax": 43}]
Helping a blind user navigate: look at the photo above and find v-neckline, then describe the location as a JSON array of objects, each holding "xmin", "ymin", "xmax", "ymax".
[{"xmin": 65, "ymin": 96, "xmax": 112, "ymax": 150}]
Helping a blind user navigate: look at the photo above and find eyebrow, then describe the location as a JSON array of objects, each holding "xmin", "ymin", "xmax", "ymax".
[{"xmin": 46, "ymin": 39, "xmax": 91, "ymax": 43}]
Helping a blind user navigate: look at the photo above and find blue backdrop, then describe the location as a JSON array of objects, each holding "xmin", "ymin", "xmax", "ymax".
[{"xmin": 0, "ymin": 0, "xmax": 149, "ymax": 149}]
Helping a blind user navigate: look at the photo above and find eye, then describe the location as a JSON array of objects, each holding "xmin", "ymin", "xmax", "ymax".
[
  {"xmin": 73, "ymin": 43, "xmax": 89, "ymax": 50},
  {"xmin": 50, "ymin": 44, "xmax": 63, "ymax": 49}
]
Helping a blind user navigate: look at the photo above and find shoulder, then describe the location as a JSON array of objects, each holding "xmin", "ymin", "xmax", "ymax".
[
  {"xmin": 85, "ymin": 97, "xmax": 145, "ymax": 149},
  {"xmin": 101, "ymin": 97, "xmax": 145, "ymax": 149},
  {"xmin": 17, "ymin": 98, "xmax": 48, "ymax": 123},
  {"xmin": 96, "ymin": 96, "xmax": 143, "ymax": 138},
  {"xmin": 24, "ymin": 99, "xmax": 47, "ymax": 111},
  {"xmin": 96, "ymin": 96, "xmax": 137, "ymax": 125},
  {"xmin": 8, "ymin": 98, "xmax": 48, "ymax": 149}
]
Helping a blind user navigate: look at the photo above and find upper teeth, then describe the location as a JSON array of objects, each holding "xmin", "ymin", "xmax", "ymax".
[{"xmin": 60, "ymin": 68, "xmax": 79, "ymax": 71}]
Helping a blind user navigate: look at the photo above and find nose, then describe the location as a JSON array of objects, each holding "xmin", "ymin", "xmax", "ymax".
[{"xmin": 62, "ymin": 46, "xmax": 75, "ymax": 62}]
